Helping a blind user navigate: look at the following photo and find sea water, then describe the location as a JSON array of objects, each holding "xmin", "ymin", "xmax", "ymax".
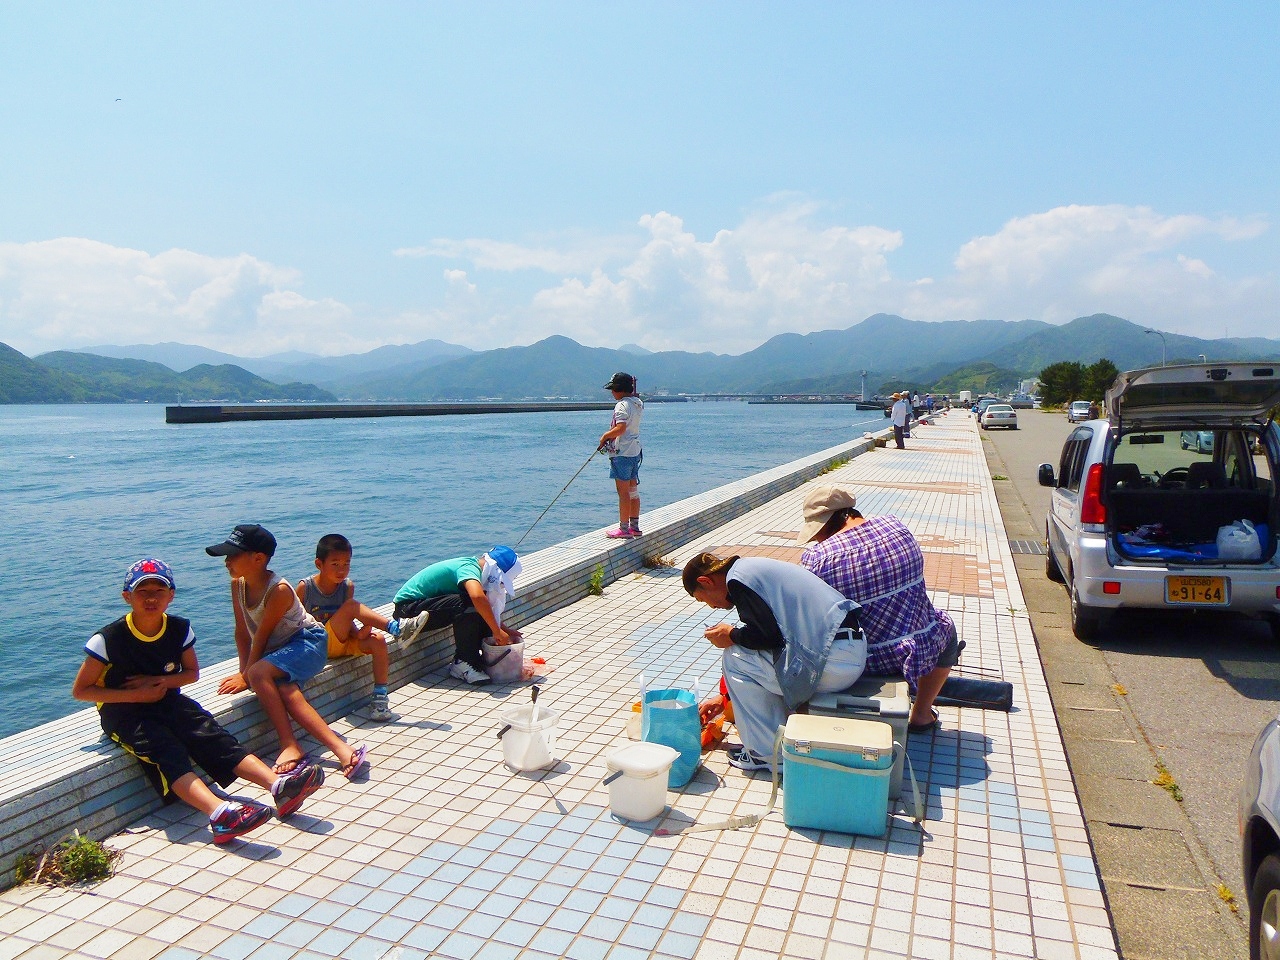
[{"xmin": 0, "ymin": 402, "xmax": 888, "ymax": 739}]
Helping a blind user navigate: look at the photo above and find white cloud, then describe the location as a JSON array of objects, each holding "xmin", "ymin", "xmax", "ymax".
[
  {"xmin": 908, "ymin": 205, "xmax": 1275, "ymax": 332},
  {"xmin": 2, "ymin": 203, "xmax": 1274, "ymax": 359},
  {"xmin": 0, "ymin": 238, "xmax": 363, "ymax": 356}
]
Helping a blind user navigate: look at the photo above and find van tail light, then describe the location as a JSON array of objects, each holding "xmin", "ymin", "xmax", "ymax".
[{"xmin": 1081, "ymin": 463, "xmax": 1107, "ymax": 524}]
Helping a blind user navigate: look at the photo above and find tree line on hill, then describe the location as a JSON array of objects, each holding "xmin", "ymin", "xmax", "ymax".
[{"xmin": 1036, "ymin": 359, "xmax": 1120, "ymax": 406}]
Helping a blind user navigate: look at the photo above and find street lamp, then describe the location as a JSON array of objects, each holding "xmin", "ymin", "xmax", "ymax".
[
  {"xmin": 1198, "ymin": 354, "xmax": 1207, "ymax": 363},
  {"xmin": 1144, "ymin": 329, "xmax": 1167, "ymax": 366}
]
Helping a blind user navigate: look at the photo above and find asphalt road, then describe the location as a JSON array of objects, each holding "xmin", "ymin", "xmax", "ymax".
[{"xmin": 975, "ymin": 407, "xmax": 1280, "ymax": 960}]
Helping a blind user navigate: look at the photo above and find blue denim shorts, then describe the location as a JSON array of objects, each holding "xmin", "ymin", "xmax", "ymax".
[
  {"xmin": 609, "ymin": 454, "xmax": 642, "ymax": 482},
  {"xmin": 263, "ymin": 625, "xmax": 328, "ymax": 684}
]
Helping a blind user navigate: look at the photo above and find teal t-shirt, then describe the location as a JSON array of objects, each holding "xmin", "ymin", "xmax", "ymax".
[{"xmin": 394, "ymin": 557, "xmax": 482, "ymax": 604}]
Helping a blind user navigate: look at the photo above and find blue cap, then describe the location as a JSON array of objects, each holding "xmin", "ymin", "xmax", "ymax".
[
  {"xmin": 489, "ymin": 545, "xmax": 518, "ymax": 572},
  {"xmin": 124, "ymin": 558, "xmax": 175, "ymax": 591}
]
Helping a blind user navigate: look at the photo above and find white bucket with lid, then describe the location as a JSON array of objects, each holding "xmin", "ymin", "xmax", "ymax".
[
  {"xmin": 604, "ymin": 742, "xmax": 679, "ymax": 821},
  {"xmin": 481, "ymin": 638, "xmax": 524, "ymax": 684},
  {"xmin": 497, "ymin": 704, "xmax": 559, "ymax": 771}
]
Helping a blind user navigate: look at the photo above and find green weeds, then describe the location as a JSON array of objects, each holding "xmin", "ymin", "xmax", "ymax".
[{"xmin": 15, "ymin": 831, "xmax": 120, "ymax": 887}]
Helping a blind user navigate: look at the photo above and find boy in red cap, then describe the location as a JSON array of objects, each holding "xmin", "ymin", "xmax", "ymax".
[{"xmin": 71, "ymin": 558, "xmax": 324, "ymax": 845}]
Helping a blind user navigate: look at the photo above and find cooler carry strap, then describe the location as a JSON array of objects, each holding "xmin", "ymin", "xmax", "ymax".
[
  {"xmin": 895, "ymin": 740, "xmax": 924, "ymax": 826},
  {"xmin": 658, "ymin": 727, "xmax": 787, "ymax": 836}
]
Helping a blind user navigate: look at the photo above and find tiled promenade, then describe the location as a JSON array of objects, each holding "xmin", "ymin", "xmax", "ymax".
[{"xmin": 0, "ymin": 412, "xmax": 1118, "ymax": 960}]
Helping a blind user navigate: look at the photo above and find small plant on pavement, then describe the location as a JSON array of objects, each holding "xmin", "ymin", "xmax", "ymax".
[
  {"xmin": 1153, "ymin": 760, "xmax": 1183, "ymax": 802},
  {"xmin": 15, "ymin": 830, "xmax": 120, "ymax": 887},
  {"xmin": 587, "ymin": 564, "xmax": 605, "ymax": 596}
]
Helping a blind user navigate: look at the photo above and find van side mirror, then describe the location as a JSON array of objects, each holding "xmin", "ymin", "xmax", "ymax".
[{"xmin": 1037, "ymin": 463, "xmax": 1056, "ymax": 487}]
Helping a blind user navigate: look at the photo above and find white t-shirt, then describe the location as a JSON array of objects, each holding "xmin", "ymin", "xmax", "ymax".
[
  {"xmin": 609, "ymin": 396, "xmax": 643, "ymax": 458},
  {"xmin": 891, "ymin": 399, "xmax": 910, "ymax": 427}
]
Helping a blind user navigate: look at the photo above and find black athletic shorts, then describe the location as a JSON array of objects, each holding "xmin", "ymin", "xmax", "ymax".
[{"xmin": 99, "ymin": 693, "xmax": 248, "ymax": 800}]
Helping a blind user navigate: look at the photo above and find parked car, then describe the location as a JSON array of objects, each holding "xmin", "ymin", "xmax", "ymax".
[
  {"xmin": 974, "ymin": 397, "xmax": 1001, "ymax": 417},
  {"xmin": 1067, "ymin": 400, "xmax": 1094, "ymax": 422},
  {"xmin": 1009, "ymin": 395, "xmax": 1035, "ymax": 409},
  {"xmin": 1037, "ymin": 362, "xmax": 1280, "ymax": 641},
  {"xmin": 1241, "ymin": 715, "xmax": 1280, "ymax": 959},
  {"xmin": 980, "ymin": 404, "xmax": 1018, "ymax": 430},
  {"xmin": 1180, "ymin": 429, "xmax": 1214, "ymax": 454}
]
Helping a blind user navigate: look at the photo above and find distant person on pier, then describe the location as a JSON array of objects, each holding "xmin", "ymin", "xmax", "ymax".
[
  {"xmin": 297, "ymin": 534, "xmax": 431, "ymax": 723},
  {"xmin": 72, "ymin": 559, "xmax": 324, "ymax": 845},
  {"xmin": 890, "ymin": 393, "xmax": 911, "ymax": 448},
  {"xmin": 208, "ymin": 524, "xmax": 369, "ymax": 780},
  {"xmin": 598, "ymin": 371, "xmax": 644, "ymax": 538},
  {"xmin": 797, "ymin": 486, "xmax": 961, "ymax": 734}
]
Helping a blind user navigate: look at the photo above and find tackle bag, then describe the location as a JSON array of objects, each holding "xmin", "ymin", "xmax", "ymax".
[
  {"xmin": 641, "ymin": 685, "xmax": 701, "ymax": 788},
  {"xmin": 933, "ymin": 676, "xmax": 1014, "ymax": 711}
]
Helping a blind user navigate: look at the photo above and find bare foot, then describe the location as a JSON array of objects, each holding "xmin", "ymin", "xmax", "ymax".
[{"xmin": 273, "ymin": 747, "xmax": 308, "ymax": 775}]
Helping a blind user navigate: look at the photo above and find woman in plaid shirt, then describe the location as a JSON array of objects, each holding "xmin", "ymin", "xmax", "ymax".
[{"xmin": 798, "ymin": 486, "xmax": 960, "ymax": 734}]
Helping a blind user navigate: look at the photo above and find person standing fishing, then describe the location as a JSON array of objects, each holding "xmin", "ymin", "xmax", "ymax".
[{"xmin": 599, "ymin": 371, "xmax": 644, "ymax": 538}]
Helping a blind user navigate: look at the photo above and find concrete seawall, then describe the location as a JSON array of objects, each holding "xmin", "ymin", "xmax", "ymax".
[{"xmin": 0, "ymin": 427, "xmax": 888, "ymax": 889}]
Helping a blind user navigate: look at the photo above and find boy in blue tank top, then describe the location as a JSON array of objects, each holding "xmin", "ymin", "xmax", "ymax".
[
  {"xmin": 71, "ymin": 559, "xmax": 325, "ymax": 845},
  {"xmin": 296, "ymin": 533, "xmax": 430, "ymax": 722}
]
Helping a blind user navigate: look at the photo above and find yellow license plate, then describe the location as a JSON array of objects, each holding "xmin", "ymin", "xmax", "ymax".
[{"xmin": 1165, "ymin": 576, "xmax": 1227, "ymax": 605}]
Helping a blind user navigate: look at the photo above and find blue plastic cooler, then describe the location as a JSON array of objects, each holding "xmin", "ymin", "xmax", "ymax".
[{"xmin": 782, "ymin": 714, "xmax": 895, "ymax": 837}]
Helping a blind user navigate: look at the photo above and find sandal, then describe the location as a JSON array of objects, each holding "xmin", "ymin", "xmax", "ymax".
[
  {"xmin": 341, "ymin": 744, "xmax": 368, "ymax": 780},
  {"xmin": 272, "ymin": 752, "xmax": 311, "ymax": 775},
  {"xmin": 908, "ymin": 707, "xmax": 940, "ymax": 735}
]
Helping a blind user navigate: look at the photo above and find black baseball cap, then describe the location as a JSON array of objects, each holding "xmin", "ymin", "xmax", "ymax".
[
  {"xmin": 604, "ymin": 372, "xmax": 636, "ymax": 392},
  {"xmin": 206, "ymin": 524, "xmax": 277, "ymax": 557}
]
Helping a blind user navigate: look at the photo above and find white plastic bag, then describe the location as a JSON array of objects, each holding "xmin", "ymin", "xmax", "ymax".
[{"xmin": 1216, "ymin": 519, "xmax": 1261, "ymax": 561}]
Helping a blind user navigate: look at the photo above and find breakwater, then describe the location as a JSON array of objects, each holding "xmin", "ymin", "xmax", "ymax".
[{"xmin": 166, "ymin": 401, "xmax": 615, "ymax": 423}]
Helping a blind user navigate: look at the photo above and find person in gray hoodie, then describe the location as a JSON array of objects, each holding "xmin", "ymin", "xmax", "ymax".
[{"xmin": 682, "ymin": 552, "xmax": 867, "ymax": 772}]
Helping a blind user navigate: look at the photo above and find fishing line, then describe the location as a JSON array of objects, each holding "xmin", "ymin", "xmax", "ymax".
[{"xmin": 514, "ymin": 448, "xmax": 603, "ymax": 549}]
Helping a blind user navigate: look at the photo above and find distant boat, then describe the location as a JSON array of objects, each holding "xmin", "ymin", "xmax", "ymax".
[{"xmin": 852, "ymin": 401, "xmax": 884, "ymax": 410}]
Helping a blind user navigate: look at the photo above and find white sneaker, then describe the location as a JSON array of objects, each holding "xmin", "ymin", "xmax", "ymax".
[
  {"xmin": 396, "ymin": 611, "xmax": 430, "ymax": 647},
  {"xmin": 448, "ymin": 661, "xmax": 491, "ymax": 685},
  {"xmin": 368, "ymin": 693, "xmax": 392, "ymax": 722}
]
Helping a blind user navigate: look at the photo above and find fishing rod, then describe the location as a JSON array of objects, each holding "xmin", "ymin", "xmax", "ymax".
[{"xmin": 514, "ymin": 447, "xmax": 604, "ymax": 549}]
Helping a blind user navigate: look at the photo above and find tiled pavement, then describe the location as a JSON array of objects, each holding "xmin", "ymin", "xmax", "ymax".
[{"xmin": 0, "ymin": 411, "xmax": 1119, "ymax": 960}]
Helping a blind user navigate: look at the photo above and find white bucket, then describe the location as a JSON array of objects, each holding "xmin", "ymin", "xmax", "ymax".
[
  {"xmin": 498, "ymin": 704, "xmax": 559, "ymax": 771},
  {"xmin": 604, "ymin": 742, "xmax": 679, "ymax": 821},
  {"xmin": 481, "ymin": 638, "xmax": 524, "ymax": 684}
]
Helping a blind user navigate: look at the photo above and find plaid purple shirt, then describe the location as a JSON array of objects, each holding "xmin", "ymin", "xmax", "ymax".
[{"xmin": 801, "ymin": 515, "xmax": 954, "ymax": 691}]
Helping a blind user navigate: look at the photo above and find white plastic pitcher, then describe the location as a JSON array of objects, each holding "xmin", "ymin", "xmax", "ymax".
[
  {"xmin": 498, "ymin": 704, "xmax": 558, "ymax": 771},
  {"xmin": 604, "ymin": 742, "xmax": 679, "ymax": 821},
  {"xmin": 481, "ymin": 638, "xmax": 524, "ymax": 684}
]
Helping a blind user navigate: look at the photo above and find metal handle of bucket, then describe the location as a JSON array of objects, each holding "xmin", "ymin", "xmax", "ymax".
[
  {"xmin": 602, "ymin": 770, "xmax": 624, "ymax": 786},
  {"xmin": 496, "ymin": 724, "xmax": 511, "ymax": 739},
  {"xmin": 488, "ymin": 647, "xmax": 513, "ymax": 666}
]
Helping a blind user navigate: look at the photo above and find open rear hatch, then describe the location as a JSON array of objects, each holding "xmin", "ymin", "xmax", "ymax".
[{"xmin": 1103, "ymin": 363, "xmax": 1280, "ymax": 565}]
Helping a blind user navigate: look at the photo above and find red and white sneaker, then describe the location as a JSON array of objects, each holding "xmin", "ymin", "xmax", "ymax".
[{"xmin": 209, "ymin": 801, "xmax": 272, "ymax": 845}]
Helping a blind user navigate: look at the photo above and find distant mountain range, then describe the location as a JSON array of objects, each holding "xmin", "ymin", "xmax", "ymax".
[
  {"xmin": 0, "ymin": 345, "xmax": 334, "ymax": 404},
  {"xmin": 6, "ymin": 313, "xmax": 1280, "ymax": 404}
]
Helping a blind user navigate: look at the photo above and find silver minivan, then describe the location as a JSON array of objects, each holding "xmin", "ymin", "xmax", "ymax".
[{"xmin": 1038, "ymin": 362, "xmax": 1280, "ymax": 640}]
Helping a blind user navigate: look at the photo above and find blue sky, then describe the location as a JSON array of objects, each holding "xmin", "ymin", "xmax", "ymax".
[{"xmin": 1, "ymin": 3, "xmax": 1275, "ymax": 357}]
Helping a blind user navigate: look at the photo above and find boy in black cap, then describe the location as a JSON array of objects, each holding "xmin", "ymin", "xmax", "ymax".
[
  {"xmin": 599, "ymin": 371, "xmax": 644, "ymax": 538},
  {"xmin": 71, "ymin": 558, "xmax": 324, "ymax": 845},
  {"xmin": 208, "ymin": 524, "xmax": 369, "ymax": 780}
]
